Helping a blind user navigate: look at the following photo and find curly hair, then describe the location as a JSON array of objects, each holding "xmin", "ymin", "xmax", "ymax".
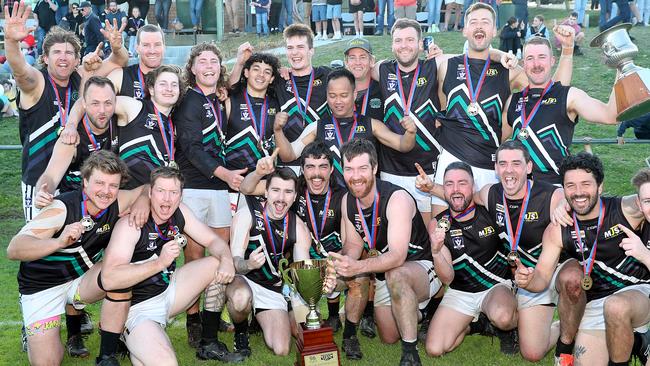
[
  {"xmin": 80, "ymin": 150, "xmax": 130, "ymax": 186},
  {"xmin": 38, "ymin": 26, "xmax": 81, "ymax": 66},
  {"xmin": 231, "ymin": 52, "xmax": 280, "ymax": 97},
  {"xmin": 183, "ymin": 42, "xmax": 228, "ymax": 90},
  {"xmin": 559, "ymin": 152, "xmax": 605, "ymax": 186}
]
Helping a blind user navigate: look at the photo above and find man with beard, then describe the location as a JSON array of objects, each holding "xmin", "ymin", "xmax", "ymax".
[
  {"xmin": 3, "ymin": 2, "xmax": 128, "ymax": 222},
  {"xmin": 502, "ymin": 36, "xmax": 619, "ymax": 186},
  {"xmin": 273, "ymin": 68, "xmax": 417, "ymax": 189},
  {"xmin": 7, "ymin": 151, "xmax": 145, "ymax": 365},
  {"xmin": 99, "ymin": 167, "xmax": 240, "ymax": 365},
  {"xmin": 329, "ymin": 138, "xmax": 442, "ymax": 366},
  {"xmin": 230, "ymin": 24, "xmax": 331, "ymax": 172},
  {"xmin": 344, "ymin": 38, "xmax": 384, "ymax": 122},
  {"xmin": 107, "ymin": 24, "xmax": 165, "ymax": 99},
  {"xmin": 173, "ymin": 43, "xmax": 247, "ymax": 361},
  {"xmin": 424, "ymin": 161, "xmax": 516, "ymax": 357},
  {"xmin": 515, "ymin": 153, "xmax": 650, "ymax": 365},
  {"xmin": 239, "ymin": 141, "xmax": 370, "ymax": 360},
  {"xmin": 432, "ymin": 3, "xmax": 575, "ymax": 214},
  {"xmin": 225, "ymin": 168, "xmax": 313, "ymax": 358}
]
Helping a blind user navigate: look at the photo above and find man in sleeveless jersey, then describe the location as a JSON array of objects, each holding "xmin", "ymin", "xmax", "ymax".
[
  {"xmin": 515, "ymin": 153, "xmax": 650, "ymax": 365},
  {"xmin": 424, "ymin": 162, "xmax": 517, "ymax": 357},
  {"xmin": 329, "ymin": 139, "xmax": 442, "ymax": 366},
  {"xmin": 502, "ymin": 36, "xmax": 619, "ymax": 185},
  {"xmin": 107, "ymin": 24, "xmax": 165, "ymax": 99},
  {"xmin": 343, "ymin": 38, "xmax": 384, "ymax": 122},
  {"xmin": 3, "ymin": 2, "xmax": 128, "ymax": 222},
  {"xmin": 273, "ymin": 68, "xmax": 417, "ymax": 189},
  {"xmin": 7, "ymin": 151, "xmax": 145, "ymax": 365},
  {"xmin": 226, "ymin": 168, "xmax": 313, "ymax": 357},
  {"xmin": 99, "ymin": 167, "xmax": 242, "ymax": 365}
]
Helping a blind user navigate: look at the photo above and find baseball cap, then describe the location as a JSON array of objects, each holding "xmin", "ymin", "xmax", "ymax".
[
  {"xmin": 79, "ymin": 2, "xmax": 92, "ymax": 8},
  {"xmin": 344, "ymin": 38, "xmax": 372, "ymax": 55}
]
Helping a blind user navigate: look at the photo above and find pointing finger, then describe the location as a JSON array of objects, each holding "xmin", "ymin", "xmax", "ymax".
[{"xmin": 414, "ymin": 162, "xmax": 427, "ymax": 178}]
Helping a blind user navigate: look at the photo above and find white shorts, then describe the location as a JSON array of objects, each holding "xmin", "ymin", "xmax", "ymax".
[
  {"xmin": 124, "ymin": 274, "xmax": 178, "ymax": 334},
  {"xmin": 432, "ymin": 149, "xmax": 498, "ymax": 206},
  {"xmin": 20, "ymin": 276, "xmax": 85, "ymax": 335},
  {"xmin": 440, "ymin": 283, "xmax": 512, "ymax": 320},
  {"xmin": 22, "ymin": 181, "xmax": 58, "ymax": 222},
  {"xmin": 229, "ymin": 192, "xmax": 247, "ymax": 216},
  {"xmin": 242, "ymin": 275, "xmax": 288, "ymax": 311},
  {"xmin": 380, "ymin": 172, "xmax": 434, "ymax": 213},
  {"xmin": 374, "ymin": 260, "xmax": 441, "ymax": 307},
  {"xmin": 517, "ymin": 260, "xmax": 569, "ymax": 309},
  {"xmin": 182, "ymin": 189, "xmax": 232, "ymax": 228},
  {"xmin": 579, "ymin": 284, "xmax": 650, "ymax": 331}
]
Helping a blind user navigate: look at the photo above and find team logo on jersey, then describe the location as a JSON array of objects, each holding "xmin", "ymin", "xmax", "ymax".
[
  {"xmin": 456, "ymin": 65, "xmax": 466, "ymax": 81},
  {"xmin": 325, "ymin": 131, "xmax": 335, "ymax": 141},
  {"xmin": 478, "ymin": 226, "xmax": 495, "ymax": 238},
  {"xmin": 256, "ymin": 217, "xmax": 264, "ymax": 231},
  {"xmin": 452, "ymin": 236, "xmax": 464, "ymax": 250},
  {"xmin": 387, "ymin": 80, "xmax": 397, "ymax": 92},
  {"xmin": 416, "ymin": 77, "xmax": 427, "ymax": 87},
  {"xmin": 111, "ymin": 136, "xmax": 119, "ymax": 149},
  {"xmin": 313, "ymin": 79, "xmax": 322, "ymax": 87},
  {"xmin": 145, "ymin": 114, "xmax": 157, "ymax": 130},
  {"xmin": 496, "ymin": 212, "xmax": 505, "ymax": 226},
  {"xmin": 203, "ymin": 103, "xmax": 214, "ymax": 118},
  {"xmin": 285, "ymin": 80, "xmax": 293, "ymax": 93},
  {"xmin": 603, "ymin": 225, "xmax": 623, "ymax": 239},
  {"xmin": 541, "ymin": 97, "xmax": 557, "ymax": 105},
  {"xmin": 96, "ymin": 224, "xmax": 111, "ymax": 235},
  {"xmin": 147, "ymin": 238, "xmax": 157, "ymax": 251},
  {"xmin": 370, "ymin": 98, "xmax": 381, "ymax": 109},
  {"xmin": 134, "ymin": 82, "xmax": 143, "ymax": 99},
  {"xmin": 356, "ymin": 125, "xmax": 366, "ymax": 133},
  {"xmin": 240, "ymin": 105, "xmax": 251, "ymax": 121},
  {"xmin": 325, "ymin": 209, "xmax": 335, "ymax": 218},
  {"xmin": 486, "ymin": 69, "xmax": 498, "ymax": 77},
  {"xmin": 570, "ymin": 230, "xmax": 587, "ymax": 251},
  {"xmin": 525, "ymin": 212, "xmax": 539, "ymax": 221},
  {"xmin": 515, "ymin": 97, "xmax": 526, "ymax": 112},
  {"xmin": 297, "ymin": 197, "xmax": 306, "ymax": 216},
  {"xmin": 71, "ymin": 91, "xmax": 80, "ymax": 102},
  {"xmin": 87, "ymin": 143, "xmax": 98, "ymax": 152},
  {"xmin": 148, "ymin": 233, "xmax": 158, "ymax": 240},
  {"xmin": 646, "ymin": 240, "xmax": 650, "ymax": 249},
  {"xmin": 268, "ymin": 108, "xmax": 277, "ymax": 116}
]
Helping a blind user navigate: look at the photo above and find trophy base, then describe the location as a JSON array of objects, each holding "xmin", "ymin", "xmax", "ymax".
[
  {"xmin": 295, "ymin": 324, "xmax": 340, "ymax": 366},
  {"xmin": 616, "ymin": 69, "xmax": 650, "ymax": 121}
]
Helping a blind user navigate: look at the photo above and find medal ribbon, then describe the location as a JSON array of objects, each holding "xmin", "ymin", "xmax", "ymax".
[
  {"xmin": 153, "ymin": 104, "xmax": 175, "ymax": 163},
  {"xmin": 355, "ymin": 191, "xmax": 380, "ymax": 250},
  {"xmin": 502, "ymin": 180, "xmax": 531, "ymax": 252},
  {"xmin": 137, "ymin": 67, "xmax": 147, "ymax": 98},
  {"xmin": 453, "ymin": 204, "xmax": 476, "ymax": 220},
  {"xmin": 305, "ymin": 189, "xmax": 331, "ymax": 240},
  {"xmin": 463, "ymin": 54, "xmax": 491, "ymax": 107},
  {"xmin": 332, "ymin": 114, "xmax": 358, "ymax": 147},
  {"xmin": 244, "ymin": 92, "xmax": 268, "ymax": 141},
  {"xmin": 519, "ymin": 80, "xmax": 553, "ymax": 136},
  {"xmin": 154, "ymin": 221, "xmax": 173, "ymax": 241},
  {"xmin": 572, "ymin": 199, "xmax": 606, "ymax": 279},
  {"xmin": 361, "ymin": 83, "xmax": 371, "ymax": 115},
  {"xmin": 263, "ymin": 210, "xmax": 289, "ymax": 264},
  {"xmin": 395, "ymin": 63, "xmax": 420, "ymax": 115},
  {"xmin": 48, "ymin": 75, "xmax": 72, "ymax": 127},
  {"xmin": 193, "ymin": 86, "xmax": 225, "ymax": 143},
  {"xmin": 81, "ymin": 192, "xmax": 108, "ymax": 220},
  {"xmin": 81, "ymin": 114, "xmax": 113, "ymax": 151},
  {"xmin": 290, "ymin": 69, "xmax": 314, "ymax": 123}
]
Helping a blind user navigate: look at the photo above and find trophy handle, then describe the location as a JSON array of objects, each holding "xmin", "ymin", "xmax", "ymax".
[{"xmin": 278, "ymin": 258, "xmax": 295, "ymax": 291}]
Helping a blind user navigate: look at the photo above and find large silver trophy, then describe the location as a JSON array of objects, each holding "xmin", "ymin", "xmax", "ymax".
[
  {"xmin": 590, "ymin": 23, "xmax": 650, "ymax": 121},
  {"xmin": 279, "ymin": 258, "xmax": 329, "ymax": 330}
]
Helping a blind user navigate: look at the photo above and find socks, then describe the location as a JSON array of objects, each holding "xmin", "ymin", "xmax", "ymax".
[
  {"xmin": 201, "ymin": 311, "xmax": 220, "ymax": 343},
  {"xmin": 343, "ymin": 319, "xmax": 357, "ymax": 339},
  {"xmin": 99, "ymin": 330, "xmax": 120, "ymax": 357},
  {"xmin": 401, "ymin": 339, "xmax": 418, "ymax": 353},
  {"xmin": 66, "ymin": 314, "xmax": 82, "ymax": 339},
  {"xmin": 187, "ymin": 312, "xmax": 201, "ymax": 325},
  {"xmin": 555, "ymin": 339, "xmax": 575, "ymax": 357},
  {"xmin": 363, "ymin": 301, "xmax": 374, "ymax": 318},
  {"xmin": 607, "ymin": 361, "xmax": 629, "ymax": 366},
  {"xmin": 234, "ymin": 319, "xmax": 249, "ymax": 335},
  {"xmin": 327, "ymin": 300, "xmax": 339, "ymax": 320},
  {"xmin": 425, "ymin": 296, "xmax": 443, "ymax": 321}
]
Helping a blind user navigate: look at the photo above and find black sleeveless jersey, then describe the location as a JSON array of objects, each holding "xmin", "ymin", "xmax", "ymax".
[
  {"xmin": 273, "ymin": 66, "xmax": 330, "ymax": 167},
  {"xmin": 438, "ymin": 55, "xmax": 511, "ymax": 169},
  {"xmin": 244, "ymin": 195, "xmax": 298, "ymax": 292},
  {"xmin": 118, "ymin": 100, "xmax": 172, "ymax": 189},
  {"xmin": 355, "ymin": 79, "xmax": 384, "ymax": 122},
  {"xmin": 224, "ymin": 90, "xmax": 278, "ymax": 171},
  {"xmin": 18, "ymin": 189, "xmax": 120, "ymax": 295},
  {"xmin": 316, "ymin": 113, "xmax": 375, "ymax": 188},
  {"xmin": 378, "ymin": 59, "xmax": 441, "ymax": 175},
  {"xmin": 346, "ymin": 180, "xmax": 431, "ymax": 280},
  {"xmin": 560, "ymin": 197, "xmax": 650, "ymax": 301},
  {"xmin": 436, "ymin": 206, "xmax": 510, "ymax": 292},
  {"xmin": 174, "ymin": 88, "xmax": 228, "ymax": 190},
  {"xmin": 487, "ymin": 181, "xmax": 555, "ymax": 267},
  {"xmin": 642, "ymin": 221, "xmax": 650, "ymax": 250},
  {"xmin": 60, "ymin": 117, "xmax": 119, "ymax": 193},
  {"xmin": 130, "ymin": 209, "xmax": 186, "ymax": 305},
  {"xmin": 293, "ymin": 188, "xmax": 345, "ymax": 259},
  {"xmin": 19, "ymin": 69, "xmax": 81, "ymax": 185},
  {"xmin": 507, "ymin": 82, "xmax": 576, "ymax": 185},
  {"xmin": 120, "ymin": 64, "xmax": 147, "ymax": 99}
]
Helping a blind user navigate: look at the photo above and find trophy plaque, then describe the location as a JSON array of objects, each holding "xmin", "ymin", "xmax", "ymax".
[{"xmin": 279, "ymin": 258, "xmax": 340, "ymax": 366}]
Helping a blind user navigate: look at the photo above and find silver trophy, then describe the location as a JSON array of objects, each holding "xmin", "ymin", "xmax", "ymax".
[{"xmin": 590, "ymin": 23, "xmax": 650, "ymax": 121}]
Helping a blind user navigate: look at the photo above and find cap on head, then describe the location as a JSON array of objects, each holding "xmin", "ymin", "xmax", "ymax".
[
  {"xmin": 344, "ymin": 38, "xmax": 373, "ymax": 55},
  {"xmin": 79, "ymin": 1, "xmax": 91, "ymax": 8}
]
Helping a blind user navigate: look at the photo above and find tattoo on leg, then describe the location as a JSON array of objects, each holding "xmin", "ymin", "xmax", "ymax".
[
  {"xmin": 205, "ymin": 283, "xmax": 226, "ymax": 312},
  {"xmin": 574, "ymin": 344, "xmax": 586, "ymax": 359}
]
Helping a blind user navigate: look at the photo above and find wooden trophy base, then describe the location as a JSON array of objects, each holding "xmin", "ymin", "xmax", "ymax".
[
  {"xmin": 615, "ymin": 70, "xmax": 650, "ymax": 121},
  {"xmin": 295, "ymin": 323, "xmax": 340, "ymax": 366}
]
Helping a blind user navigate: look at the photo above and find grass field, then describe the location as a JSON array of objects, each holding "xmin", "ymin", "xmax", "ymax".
[{"xmin": 1, "ymin": 6, "xmax": 650, "ymax": 365}]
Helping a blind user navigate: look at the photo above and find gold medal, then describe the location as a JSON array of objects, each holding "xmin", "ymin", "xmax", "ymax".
[
  {"xmin": 80, "ymin": 215, "xmax": 95, "ymax": 232},
  {"xmin": 368, "ymin": 249, "xmax": 379, "ymax": 257},
  {"xmin": 168, "ymin": 161, "xmax": 179, "ymax": 170},
  {"xmin": 518, "ymin": 128, "xmax": 529, "ymax": 140},
  {"xmin": 581, "ymin": 275, "xmax": 593, "ymax": 291},
  {"xmin": 507, "ymin": 251, "xmax": 519, "ymax": 267},
  {"xmin": 467, "ymin": 102, "xmax": 480, "ymax": 116},
  {"xmin": 174, "ymin": 233, "xmax": 187, "ymax": 248},
  {"xmin": 437, "ymin": 217, "xmax": 451, "ymax": 232}
]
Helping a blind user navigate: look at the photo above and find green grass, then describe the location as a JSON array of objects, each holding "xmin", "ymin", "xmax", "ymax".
[{"xmin": 1, "ymin": 6, "xmax": 649, "ymax": 364}]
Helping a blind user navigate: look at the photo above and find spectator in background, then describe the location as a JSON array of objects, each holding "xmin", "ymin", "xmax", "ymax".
[
  {"xmin": 116, "ymin": 0, "xmax": 129, "ymax": 14},
  {"xmin": 302, "ymin": 0, "xmax": 312, "ymax": 26},
  {"xmin": 1, "ymin": 33, "xmax": 37, "ymax": 72},
  {"xmin": 313, "ymin": 0, "xmax": 327, "ymax": 39},
  {"xmin": 618, "ymin": 113, "xmax": 650, "ymax": 143},
  {"xmin": 442, "ymin": 0, "xmax": 463, "ymax": 31},
  {"xmin": 278, "ymin": 0, "xmax": 294, "ymax": 31},
  {"xmin": 62, "ymin": 3, "xmax": 85, "ymax": 38},
  {"xmin": 327, "ymin": 0, "xmax": 342, "ymax": 39},
  {"xmin": 225, "ymin": 0, "xmax": 241, "ymax": 33},
  {"xmin": 102, "ymin": 1, "xmax": 127, "ymax": 25},
  {"xmin": 375, "ymin": 0, "xmax": 395, "ymax": 35},
  {"xmin": 127, "ymin": 6, "xmax": 145, "ymax": 55},
  {"xmin": 640, "ymin": 0, "xmax": 650, "ymax": 25},
  {"xmin": 574, "ymin": 0, "xmax": 588, "ymax": 25},
  {"xmin": 129, "ymin": 0, "xmax": 149, "ymax": 19},
  {"xmin": 90, "ymin": 0, "xmax": 105, "ymax": 15},
  {"xmin": 395, "ymin": 0, "xmax": 417, "ymax": 19},
  {"xmin": 33, "ymin": 0, "xmax": 58, "ymax": 55},
  {"xmin": 592, "ymin": 0, "xmax": 601, "ymax": 10},
  {"xmin": 499, "ymin": 16, "xmax": 522, "ymax": 54},
  {"xmin": 350, "ymin": 0, "xmax": 365, "ymax": 36},
  {"xmin": 555, "ymin": 11, "xmax": 585, "ymax": 55},
  {"xmin": 524, "ymin": 14, "xmax": 549, "ymax": 41},
  {"xmin": 189, "ymin": 0, "xmax": 205, "ymax": 31},
  {"xmin": 481, "ymin": 0, "xmax": 500, "ymax": 27},
  {"xmin": 426, "ymin": 0, "xmax": 443, "ymax": 32},
  {"xmin": 512, "ymin": 0, "xmax": 528, "ymax": 26},
  {"xmin": 155, "ymin": 0, "xmax": 172, "ymax": 30},
  {"xmin": 252, "ymin": 0, "xmax": 271, "ymax": 36},
  {"xmin": 55, "ymin": 0, "xmax": 69, "ymax": 23},
  {"xmin": 80, "ymin": 1, "xmax": 103, "ymax": 55},
  {"xmin": 601, "ymin": 0, "xmax": 631, "ymax": 30}
]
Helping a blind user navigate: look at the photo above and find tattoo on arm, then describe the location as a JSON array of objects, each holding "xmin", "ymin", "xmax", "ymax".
[{"xmin": 234, "ymin": 256, "xmax": 250, "ymax": 274}]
